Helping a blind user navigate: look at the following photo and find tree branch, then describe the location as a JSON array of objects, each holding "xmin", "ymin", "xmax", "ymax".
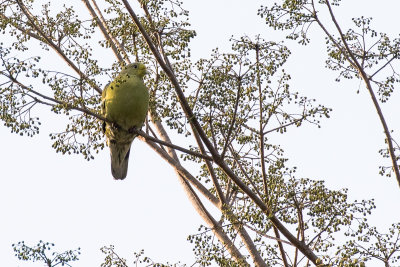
[
  {"xmin": 191, "ymin": 127, "xmax": 226, "ymax": 205},
  {"xmin": 0, "ymin": 13, "xmax": 42, "ymax": 40},
  {"xmin": 141, "ymin": 134, "xmax": 219, "ymax": 207},
  {"xmin": 244, "ymin": 224, "xmax": 294, "ymax": 247},
  {"xmin": 143, "ymin": 137, "xmax": 248, "ymax": 265},
  {"xmin": 370, "ymin": 55, "xmax": 396, "ymax": 79},
  {"xmin": 148, "ymin": 117, "xmax": 267, "ymax": 266},
  {"xmin": 310, "ymin": 0, "xmax": 357, "ymax": 69},
  {"xmin": 5, "ymin": 72, "xmax": 106, "ymax": 122},
  {"xmin": 221, "ymin": 75, "xmax": 242, "ymax": 159},
  {"xmin": 255, "ymin": 43, "xmax": 269, "ymax": 200},
  {"xmin": 123, "ymin": 1, "xmax": 322, "ymax": 263},
  {"xmin": 132, "ymin": 128, "xmax": 213, "ymax": 161},
  {"xmin": 324, "ymin": 0, "xmax": 400, "ymax": 187}
]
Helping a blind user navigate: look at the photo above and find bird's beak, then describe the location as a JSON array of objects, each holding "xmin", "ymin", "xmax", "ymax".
[{"xmin": 138, "ymin": 64, "xmax": 148, "ymax": 76}]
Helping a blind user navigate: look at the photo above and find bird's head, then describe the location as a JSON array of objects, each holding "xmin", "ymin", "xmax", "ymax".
[{"xmin": 124, "ymin": 62, "xmax": 147, "ymax": 79}]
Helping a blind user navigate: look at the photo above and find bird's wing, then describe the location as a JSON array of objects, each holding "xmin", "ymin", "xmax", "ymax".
[{"xmin": 101, "ymin": 82, "xmax": 110, "ymax": 134}]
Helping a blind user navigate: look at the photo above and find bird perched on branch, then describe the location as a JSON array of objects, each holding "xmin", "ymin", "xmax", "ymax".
[{"xmin": 101, "ymin": 63, "xmax": 149, "ymax": 180}]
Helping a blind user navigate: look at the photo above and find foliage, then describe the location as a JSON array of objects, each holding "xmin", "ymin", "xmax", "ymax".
[
  {"xmin": 101, "ymin": 246, "xmax": 187, "ymax": 267},
  {"xmin": 12, "ymin": 240, "xmax": 80, "ymax": 267},
  {"xmin": 258, "ymin": 0, "xmax": 400, "ymax": 181},
  {"xmin": 332, "ymin": 223, "xmax": 400, "ymax": 267}
]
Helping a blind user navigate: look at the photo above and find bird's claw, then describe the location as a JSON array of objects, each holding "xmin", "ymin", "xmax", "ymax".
[
  {"xmin": 128, "ymin": 126, "xmax": 137, "ymax": 134},
  {"xmin": 111, "ymin": 122, "xmax": 120, "ymax": 130}
]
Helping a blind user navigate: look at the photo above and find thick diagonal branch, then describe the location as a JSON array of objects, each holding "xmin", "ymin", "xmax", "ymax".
[
  {"xmin": 142, "ymin": 135, "xmax": 247, "ymax": 264},
  {"xmin": 122, "ymin": 1, "xmax": 321, "ymax": 264}
]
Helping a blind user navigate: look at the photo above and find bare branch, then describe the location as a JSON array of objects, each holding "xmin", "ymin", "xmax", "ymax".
[
  {"xmin": 191, "ymin": 127, "xmax": 226, "ymax": 205},
  {"xmin": 133, "ymin": 128, "xmax": 213, "ymax": 161},
  {"xmin": 141, "ymin": 134, "xmax": 220, "ymax": 207},
  {"xmin": 148, "ymin": 117, "xmax": 267, "ymax": 266},
  {"xmin": 263, "ymin": 115, "xmax": 306, "ymax": 135},
  {"xmin": 255, "ymin": 43, "xmax": 269, "ymax": 200},
  {"xmin": 244, "ymin": 224, "xmax": 294, "ymax": 247},
  {"xmin": 143, "ymin": 138, "xmax": 248, "ymax": 264},
  {"xmin": 5, "ymin": 71, "xmax": 106, "ymax": 122}
]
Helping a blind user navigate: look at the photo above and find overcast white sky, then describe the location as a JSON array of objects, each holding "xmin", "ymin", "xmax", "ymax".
[{"xmin": 1, "ymin": 0, "xmax": 400, "ymax": 266}]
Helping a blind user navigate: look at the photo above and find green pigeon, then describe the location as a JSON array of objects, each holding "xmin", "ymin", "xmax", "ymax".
[{"xmin": 101, "ymin": 62, "xmax": 149, "ymax": 180}]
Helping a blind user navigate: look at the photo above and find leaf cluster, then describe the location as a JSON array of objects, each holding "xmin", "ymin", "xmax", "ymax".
[{"xmin": 12, "ymin": 240, "xmax": 80, "ymax": 267}]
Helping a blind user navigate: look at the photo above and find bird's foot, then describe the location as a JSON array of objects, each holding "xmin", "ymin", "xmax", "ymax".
[
  {"xmin": 111, "ymin": 122, "xmax": 120, "ymax": 130},
  {"xmin": 128, "ymin": 126, "xmax": 137, "ymax": 134}
]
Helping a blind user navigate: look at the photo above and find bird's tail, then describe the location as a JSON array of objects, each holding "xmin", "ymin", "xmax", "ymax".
[{"xmin": 109, "ymin": 141, "xmax": 132, "ymax": 180}]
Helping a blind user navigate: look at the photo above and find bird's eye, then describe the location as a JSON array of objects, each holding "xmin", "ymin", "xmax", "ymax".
[{"xmin": 133, "ymin": 64, "xmax": 138, "ymax": 69}]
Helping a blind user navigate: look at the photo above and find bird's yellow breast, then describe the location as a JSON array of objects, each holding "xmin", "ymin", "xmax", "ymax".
[{"xmin": 103, "ymin": 73, "xmax": 149, "ymax": 131}]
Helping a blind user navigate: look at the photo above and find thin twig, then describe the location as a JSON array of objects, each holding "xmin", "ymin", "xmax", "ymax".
[
  {"xmin": 134, "ymin": 128, "xmax": 213, "ymax": 161},
  {"xmin": 144, "ymin": 138, "xmax": 247, "ymax": 264},
  {"xmin": 370, "ymin": 55, "xmax": 396, "ymax": 79},
  {"xmin": 244, "ymin": 224, "xmax": 294, "ymax": 247},
  {"xmin": 221, "ymin": 75, "xmax": 242, "ymax": 159}
]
